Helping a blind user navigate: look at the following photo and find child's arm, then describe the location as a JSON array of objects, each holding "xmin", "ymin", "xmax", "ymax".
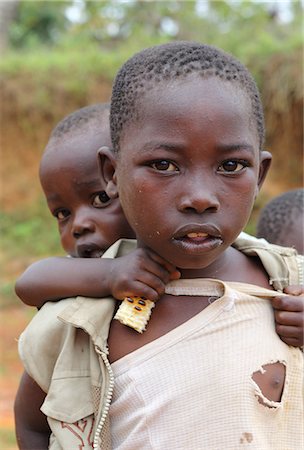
[
  {"xmin": 14, "ymin": 371, "xmax": 50, "ymax": 450},
  {"xmin": 272, "ymin": 285, "xmax": 304, "ymax": 347},
  {"xmin": 15, "ymin": 248, "xmax": 180, "ymax": 308}
]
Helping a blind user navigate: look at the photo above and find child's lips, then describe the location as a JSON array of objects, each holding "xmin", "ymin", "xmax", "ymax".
[{"xmin": 172, "ymin": 225, "xmax": 223, "ymax": 252}]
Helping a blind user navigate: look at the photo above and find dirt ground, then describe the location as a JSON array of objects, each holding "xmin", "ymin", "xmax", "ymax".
[{"xmin": 0, "ymin": 305, "xmax": 34, "ymax": 449}]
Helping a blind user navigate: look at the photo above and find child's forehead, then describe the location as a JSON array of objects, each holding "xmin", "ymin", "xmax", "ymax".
[
  {"xmin": 43, "ymin": 127, "xmax": 110, "ymax": 162},
  {"xmin": 127, "ymin": 76, "xmax": 254, "ymax": 137},
  {"xmin": 118, "ymin": 75, "xmax": 259, "ymax": 155},
  {"xmin": 111, "ymin": 44, "xmax": 265, "ymax": 153},
  {"xmin": 139, "ymin": 76, "xmax": 250, "ymax": 113},
  {"xmin": 40, "ymin": 134, "xmax": 102, "ymax": 177}
]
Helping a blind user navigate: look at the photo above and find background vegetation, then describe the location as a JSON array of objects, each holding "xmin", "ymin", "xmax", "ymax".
[{"xmin": 0, "ymin": 1, "xmax": 303, "ymax": 448}]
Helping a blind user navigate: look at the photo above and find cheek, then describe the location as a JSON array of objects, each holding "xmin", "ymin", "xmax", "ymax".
[
  {"xmin": 103, "ymin": 208, "xmax": 134, "ymax": 240},
  {"xmin": 119, "ymin": 181, "xmax": 159, "ymax": 234},
  {"xmin": 120, "ymin": 189, "xmax": 148, "ymax": 224},
  {"xmin": 228, "ymin": 190, "xmax": 256, "ymax": 219},
  {"xmin": 219, "ymin": 177, "xmax": 257, "ymax": 229},
  {"xmin": 59, "ymin": 228, "xmax": 75, "ymax": 256}
]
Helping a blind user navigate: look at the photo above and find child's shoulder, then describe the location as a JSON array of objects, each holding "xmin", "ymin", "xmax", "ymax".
[{"xmin": 233, "ymin": 232, "xmax": 303, "ymax": 290}]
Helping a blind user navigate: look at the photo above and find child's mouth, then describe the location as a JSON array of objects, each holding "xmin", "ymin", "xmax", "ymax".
[
  {"xmin": 186, "ymin": 232, "xmax": 209, "ymax": 240},
  {"xmin": 173, "ymin": 225, "xmax": 223, "ymax": 253},
  {"xmin": 174, "ymin": 234, "xmax": 223, "ymax": 252},
  {"xmin": 77, "ymin": 243, "xmax": 104, "ymax": 258}
]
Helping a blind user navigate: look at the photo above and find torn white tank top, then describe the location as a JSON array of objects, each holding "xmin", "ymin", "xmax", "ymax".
[{"xmin": 110, "ymin": 279, "xmax": 303, "ymax": 450}]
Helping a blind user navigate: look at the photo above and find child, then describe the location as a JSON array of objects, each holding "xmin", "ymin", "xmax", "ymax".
[
  {"xmin": 14, "ymin": 103, "xmax": 179, "ymax": 449},
  {"xmin": 15, "ymin": 104, "xmax": 178, "ymax": 307},
  {"xmin": 256, "ymin": 188, "xmax": 304, "ymax": 254},
  {"xmin": 17, "ymin": 42, "xmax": 303, "ymax": 449}
]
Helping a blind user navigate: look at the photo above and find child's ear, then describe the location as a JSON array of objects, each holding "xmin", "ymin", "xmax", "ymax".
[
  {"xmin": 256, "ymin": 150, "xmax": 272, "ymax": 194},
  {"xmin": 98, "ymin": 146, "xmax": 118, "ymax": 199}
]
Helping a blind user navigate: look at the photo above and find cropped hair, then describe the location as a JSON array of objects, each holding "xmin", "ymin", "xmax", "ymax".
[
  {"xmin": 110, "ymin": 41, "xmax": 265, "ymax": 153},
  {"xmin": 256, "ymin": 189, "xmax": 304, "ymax": 245},
  {"xmin": 50, "ymin": 103, "xmax": 110, "ymax": 140}
]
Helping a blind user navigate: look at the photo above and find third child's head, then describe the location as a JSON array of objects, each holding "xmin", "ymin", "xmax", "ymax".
[
  {"xmin": 105, "ymin": 41, "xmax": 272, "ymax": 272},
  {"xmin": 256, "ymin": 189, "xmax": 304, "ymax": 254},
  {"xmin": 39, "ymin": 103, "xmax": 134, "ymax": 258}
]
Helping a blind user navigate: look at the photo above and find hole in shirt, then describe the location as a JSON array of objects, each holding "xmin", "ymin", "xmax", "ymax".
[{"xmin": 252, "ymin": 362, "xmax": 286, "ymax": 407}]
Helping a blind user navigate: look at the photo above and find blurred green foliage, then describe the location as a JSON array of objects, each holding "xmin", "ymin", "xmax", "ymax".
[
  {"xmin": 1, "ymin": 202, "xmax": 61, "ymax": 306},
  {"xmin": 3, "ymin": 0, "xmax": 303, "ymax": 76},
  {"xmin": 8, "ymin": 0, "xmax": 71, "ymax": 48},
  {"xmin": 1, "ymin": 202, "xmax": 61, "ymax": 259}
]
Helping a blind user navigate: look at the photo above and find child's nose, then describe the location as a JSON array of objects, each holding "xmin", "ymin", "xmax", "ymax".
[
  {"xmin": 177, "ymin": 175, "xmax": 219, "ymax": 214},
  {"xmin": 72, "ymin": 212, "xmax": 95, "ymax": 238}
]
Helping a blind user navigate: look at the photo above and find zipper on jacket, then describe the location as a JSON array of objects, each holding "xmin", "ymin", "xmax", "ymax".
[
  {"xmin": 296, "ymin": 254, "xmax": 304, "ymax": 285},
  {"xmin": 93, "ymin": 346, "xmax": 115, "ymax": 449}
]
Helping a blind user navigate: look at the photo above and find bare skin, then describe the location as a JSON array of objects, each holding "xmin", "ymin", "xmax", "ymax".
[{"xmin": 14, "ymin": 372, "xmax": 50, "ymax": 450}]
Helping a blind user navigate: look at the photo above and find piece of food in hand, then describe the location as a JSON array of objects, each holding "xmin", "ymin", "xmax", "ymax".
[{"xmin": 114, "ymin": 296, "xmax": 155, "ymax": 333}]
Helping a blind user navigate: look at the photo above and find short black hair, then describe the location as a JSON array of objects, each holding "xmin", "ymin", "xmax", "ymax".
[
  {"xmin": 256, "ymin": 189, "xmax": 304, "ymax": 244},
  {"xmin": 110, "ymin": 41, "xmax": 264, "ymax": 153},
  {"xmin": 51, "ymin": 103, "xmax": 110, "ymax": 140}
]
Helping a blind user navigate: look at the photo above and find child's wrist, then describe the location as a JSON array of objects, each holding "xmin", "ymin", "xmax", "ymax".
[{"xmin": 106, "ymin": 259, "xmax": 118, "ymax": 297}]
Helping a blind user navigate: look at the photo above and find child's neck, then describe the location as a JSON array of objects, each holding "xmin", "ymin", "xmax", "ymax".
[
  {"xmin": 179, "ymin": 246, "xmax": 271, "ymax": 290},
  {"xmin": 179, "ymin": 247, "xmax": 233, "ymax": 280}
]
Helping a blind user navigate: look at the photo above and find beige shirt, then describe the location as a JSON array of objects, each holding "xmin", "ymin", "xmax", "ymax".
[{"xmin": 109, "ymin": 279, "xmax": 303, "ymax": 449}]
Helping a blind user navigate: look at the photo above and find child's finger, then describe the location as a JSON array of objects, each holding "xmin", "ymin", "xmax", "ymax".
[
  {"xmin": 169, "ymin": 270, "xmax": 181, "ymax": 280},
  {"xmin": 274, "ymin": 310, "xmax": 304, "ymax": 327},
  {"xmin": 142, "ymin": 257, "xmax": 181, "ymax": 285},
  {"xmin": 271, "ymin": 295, "xmax": 304, "ymax": 312},
  {"xmin": 142, "ymin": 261, "xmax": 174, "ymax": 285},
  {"xmin": 275, "ymin": 323, "xmax": 302, "ymax": 339},
  {"xmin": 146, "ymin": 249, "xmax": 180, "ymax": 276},
  {"xmin": 116, "ymin": 281, "xmax": 161, "ymax": 302},
  {"xmin": 279, "ymin": 336, "xmax": 302, "ymax": 347},
  {"xmin": 283, "ymin": 285, "xmax": 304, "ymax": 296},
  {"xmin": 136, "ymin": 271, "xmax": 168, "ymax": 296}
]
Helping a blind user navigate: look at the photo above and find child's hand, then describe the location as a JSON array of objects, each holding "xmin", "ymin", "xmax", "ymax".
[
  {"xmin": 271, "ymin": 285, "xmax": 304, "ymax": 347},
  {"xmin": 108, "ymin": 248, "xmax": 180, "ymax": 302}
]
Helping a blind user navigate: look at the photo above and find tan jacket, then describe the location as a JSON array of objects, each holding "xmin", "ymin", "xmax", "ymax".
[{"xmin": 18, "ymin": 235, "xmax": 303, "ymax": 449}]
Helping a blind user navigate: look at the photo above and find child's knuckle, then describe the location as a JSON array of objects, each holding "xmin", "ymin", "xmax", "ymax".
[
  {"xmin": 154, "ymin": 280, "xmax": 165, "ymax": 294},
  {"xmin": 275, "ymin": 311, "xmax": 285, "ymax": 323}
]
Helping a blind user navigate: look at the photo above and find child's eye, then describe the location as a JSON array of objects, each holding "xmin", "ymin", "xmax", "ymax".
[
  {"xmin": 54, "ymin": 209, "xmax": 70, "ymax": 221},
  {"xmin": 151, "ymin": 160, "xmax": 178, "ymax": 172},
  {"xmin": 218, "ymin": 160, "xmax": 248, "ymax": 173},
  {"xmin": 92, "ymin": 191, "xmax": 111, "ymax": 207}
]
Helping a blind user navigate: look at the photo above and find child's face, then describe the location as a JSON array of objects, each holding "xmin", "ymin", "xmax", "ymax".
[
  {"xmin": 113, "ymin": 76, "xmax": 271, "ymax": 272},
  {"xmin": 40, "ymin": 130, "xmax": 134, "ymax": 257}
]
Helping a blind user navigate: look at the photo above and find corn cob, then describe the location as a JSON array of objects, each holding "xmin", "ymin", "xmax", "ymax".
[{"xmin": 114, "ymin": 296, "xmax": 155, "ymax": 333}]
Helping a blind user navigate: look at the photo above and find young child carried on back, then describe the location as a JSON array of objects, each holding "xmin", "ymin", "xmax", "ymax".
[
  {"xmin": 16, "ymin": 43, "xmax": 304, "ymax": 450},
  {"xmin": 14, "ymin": 103, "xmax": 179, "ymax": 449},
  {"xmin": 256, "ymin": 188, "xmax": 304, "ymax": 254},
  {"xmin": 15, "ymin": 103, "xmax": 178, "ymax": 308}
]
